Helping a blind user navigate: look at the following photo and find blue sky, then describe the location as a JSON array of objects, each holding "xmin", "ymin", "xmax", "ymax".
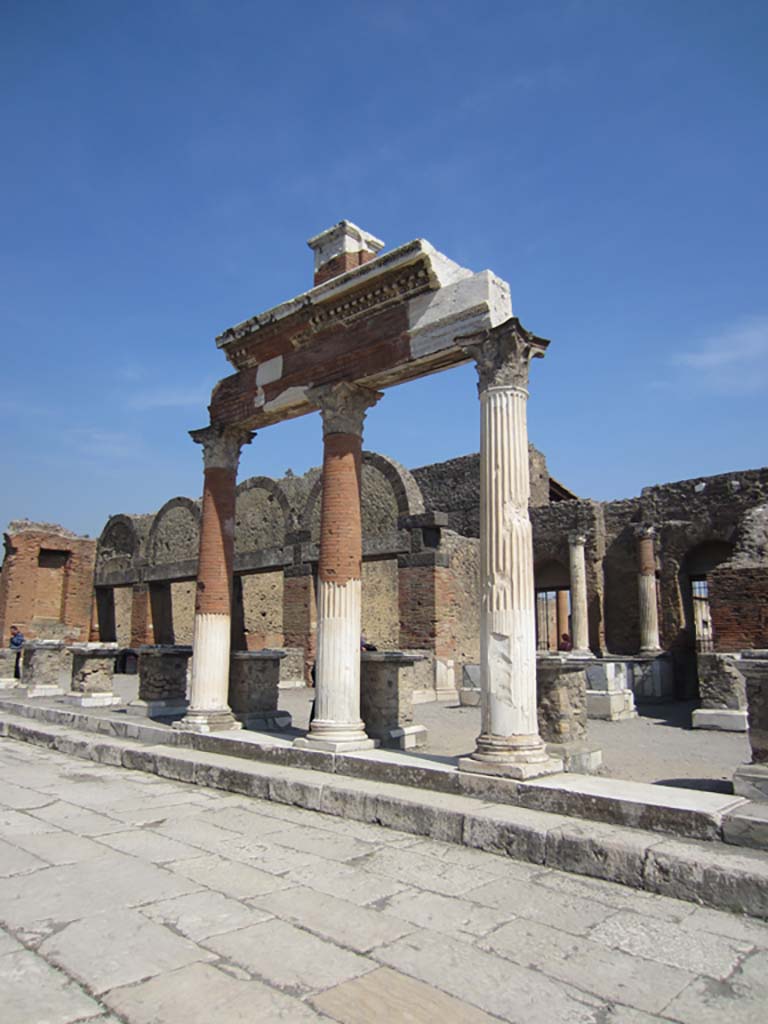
[{"xmin": 1, "ymin": 1, "xmax": 765, "ymax": 537}]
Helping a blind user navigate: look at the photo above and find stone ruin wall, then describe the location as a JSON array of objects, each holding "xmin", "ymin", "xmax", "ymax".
[{"xmin": 29, "ymin": 450, "xmax": 761, "ymax": 688}]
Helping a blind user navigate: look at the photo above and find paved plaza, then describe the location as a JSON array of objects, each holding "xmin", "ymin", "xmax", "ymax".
[{"xmin": 1, "ymin": 737, "xmax": 768, "ymax": 1023}]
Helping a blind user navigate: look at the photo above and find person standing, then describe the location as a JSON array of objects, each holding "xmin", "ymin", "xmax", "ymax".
[{"xmin": 9, "ymin": 625, "xmax": 24, "ymax": 679}]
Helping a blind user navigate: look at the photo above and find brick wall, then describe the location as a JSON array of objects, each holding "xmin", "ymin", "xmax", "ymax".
[
  {"xmin": 710, "ymin": 565, "xmax": 768, "ymax": 650},
  {"xmin": 0, "ymin": 523, "xmax": 96, "ymax": 644}
]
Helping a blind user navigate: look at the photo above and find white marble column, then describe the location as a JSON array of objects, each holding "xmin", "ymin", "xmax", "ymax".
[
  {"xmin": 295, "ymin": 382, "xmax": 381, "ymax": 752},
  {"xmin": 457, "ymin": 321, "xmax": 562, "ymax": 779},
  {"xmin": 636, "ymin": 526, "xmax": 662, "ymax": 654},
  {"xmin": 174, "ymin": 424, "xmax": 253, "ymax": 734},
  {"xmin": 568, "ymin": 532, "xmax": 591, "ymax": 657}
]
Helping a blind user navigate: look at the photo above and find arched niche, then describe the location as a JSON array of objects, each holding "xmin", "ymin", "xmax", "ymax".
[
  {"xmin": 147, "ymin": 498, "xmax": 200, "ymax": 567},
  {"xmin": 300, "ymin": 451, "xmax": 425, "ymax": 547},
  {"xmin": 235, "ymin": 477, "xmax": 292, "ymax": 554},
  {"xmin": 96, "ymin": 515, "xmax": 140, "ymax": 574}
]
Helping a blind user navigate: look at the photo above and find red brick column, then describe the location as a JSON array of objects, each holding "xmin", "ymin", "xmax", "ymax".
[
  {"xmin": 295, "ymin": 382, "xmax": 381, "ymax": 752},
  {"xmin": 130, "ymin": 584, "xmax": 154, "ymax": 647},
  {"xmin": 174, "ymin": 425, "xmax": 253, "ymax": 734}
]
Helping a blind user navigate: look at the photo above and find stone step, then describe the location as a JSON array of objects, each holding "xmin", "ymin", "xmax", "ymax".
[
  {"xmin": 2, "ymin": 709, "xmax": 768, "ymax": 920},
  {"xmin": 0, "ymin": 694, "xmax": 753, "ymax": 847}
]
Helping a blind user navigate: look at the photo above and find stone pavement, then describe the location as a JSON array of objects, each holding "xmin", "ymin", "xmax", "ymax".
[{"xmin": 2, "ymin": 739, "xmax": 768, "ymax": 1023}]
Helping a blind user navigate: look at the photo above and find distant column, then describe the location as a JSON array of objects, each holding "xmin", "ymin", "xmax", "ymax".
[
  {"xmin": 295, "ymin": 382, "xmax": 381, "ymax": 752},
  {"xmin": 457, "ymin": 321, "xmax": 561, "ymax": 779},
  {"xmin": 175, "ymin": 425, "xmax": 253, "ymax": 734},
  {"xmin": 568, "ymin": 533, "xmax": 591, "ymax": 657},
  {"xmin": 130, "ymin": 583, "xmax": 154, "ymax": 647},
  {"xmin": 556, "ymin": 589, "xmax": 570, "ymax": 646},
  {"xmin": 636, "ymin": 526, "xmax": 661, "ymax": 654}
]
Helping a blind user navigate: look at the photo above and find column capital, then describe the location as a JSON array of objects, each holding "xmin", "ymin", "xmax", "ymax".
[
  {"xmin": 189, "ymin": 425, "xmax": 255, "ymax": 471},
  {"xmin": 308, "ymin": 382, "xmax": 382, "ymax": 438},
  {"xmin": 633, "ymin": 524, "xmax": 656, "ymax": 541},
  {"xmin": 568, "ymin": 532, "xmax": 587, "ymax": 547},
  {"xmin": 458, "ymin": 318, "xmax": 549, "ymax": 393}
]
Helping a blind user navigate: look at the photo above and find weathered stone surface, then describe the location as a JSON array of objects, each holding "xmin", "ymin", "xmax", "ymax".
[
  {"xmin": 741, "ymin": 654, "xmax": 768, "ymax": 763},
  {"xmin": 69, "ymin": 644, "xmax": 116, "ymax": 694},
  {"xmin": 228, "ymin": 650, "xmax": 283, "ymax": 722},
  {"xmin": 21, "ymin": 641, "xmax": 71, "ymax": 693},
  {"xmin": 0, "ymin": 949, "xmax": 102, "ymax": 1024},
  {"xmin": 723, "ymin": 801, "xmax": 768, "ymax": 850},
  {"xmin": 360, "ymin": 652, "xmax": 421, "ymax": 739},
  {"xmin": 104, "ymin": 961, "xmax": 323, "ymax": 1023},
  {"xmin": 536, "ymin": 655, "xmax": 589, "ymax": 744},
  {"xmin": 311, "ymin": 966, "xmax": 500, "ymax": 1024},
  {"xmin": 39, "ymin": 907, "xmax": 213, "ymax": 995},
  {"xmin": 205, "ymin": 917, "xmax": 375, "ymax": 993},
  {"xmin": 137, "ymin": 644, "xmax": 191, "ymax": 703},
  {"xmin": 698, "ymin": 652, "xmax": 747, "ymax": 709}
]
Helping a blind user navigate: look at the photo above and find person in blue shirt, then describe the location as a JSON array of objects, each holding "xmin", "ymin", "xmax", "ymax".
[{"xmin": 9, "ymin": 625, "xmax": 23, "ymax": 678}]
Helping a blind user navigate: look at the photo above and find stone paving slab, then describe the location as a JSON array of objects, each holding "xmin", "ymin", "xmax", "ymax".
[{"xmin": 2, "ymin": 738, "xmax": 768, "ymax": 1023}]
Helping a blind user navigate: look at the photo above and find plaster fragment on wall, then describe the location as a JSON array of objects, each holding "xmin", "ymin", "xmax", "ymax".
[{"xmin": 256, "ymin": 355, "xmax": 283, "ymax": 387}]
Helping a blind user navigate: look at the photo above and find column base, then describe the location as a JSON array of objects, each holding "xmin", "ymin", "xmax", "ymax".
[
  {"xmin": 128, "ymin": 698, "xmax": 189, "ymax": 719},
  {"xmin": 458, "ymin": 733, "xmax": 564, "ymax": 780},
  {"xmin": 64, "ymin": 693, "xmax": 122, "ymax": 708},
  {"xmin": 458, "ymin": 753, "xmax": 564, "ymax": 780},
  {"xmin": 294, "ymin": 719, "xmax": 377, "ymax": 753},
  {"xmin": 24, "ymin": 685, "xmax": 65, "ymax": 698},
  {"xmin": 567, "ymin": 649, "xmax": 593, "ymax": 661},
  {"xmin": 639, "ymin": 647, "xmax": 663, "ymax": 657},
  {"xmin": 546, "ymin": 741, "xmax": 602, "ymax": 774},
  {"xmin": 172, "ymin": 709, "xmax": 243, "ymax": 734}
]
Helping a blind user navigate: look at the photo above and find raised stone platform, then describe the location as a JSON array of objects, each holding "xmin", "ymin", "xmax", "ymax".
[{"xmin": 1, "ymin": 699, "xmax": 766, "ymax": 920}]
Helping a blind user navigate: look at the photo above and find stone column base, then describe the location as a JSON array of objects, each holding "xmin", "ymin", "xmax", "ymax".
[
  {"xmin": 235, "ymin": 710, "xmax": 292, "ymax": 732},
  {"xmin": 366, "ymin": 724, "xmax": 428, "ymax": 750},
  {"xmin": 733, "ymin": 763, "xmax": 768, "ymax": 801},
  {"xmin": 128, "ymin": 698, "xmax": 189, "ymax": 719},
  {"xmin": 24, "ymin": 685, "xmax": 65, "ymax": 698},
  {"xmin": 458, "ymin": 750, "xmax": 564, "ymax": 781},
  {"xmin": 586, "ymin": 689, "xmax": 638, "ymax": 721},
  {"xmin": 172, "ymin": 709, "xmax": 243, "ymax": 734},
  {"xmin": 545, "ymin": 741, "xmax": 602, "ymax": 773},
  {"xmin": 567, "ymin": 649, "xmax": 593, "ymax": 661},
  {"xmin": 294, "ymin": 734, "xmax": 378, "ymax": 753},
  {"xmin": 0, "ymin": 678, "xmax": 21, "ymax": 690},
  {"xmin": 692, "ymin": 708, "xmax": 748, "ymax": 732},
  {"xmin": 64, "ymin": 693, "xmax": 121, "ymax": 708}
]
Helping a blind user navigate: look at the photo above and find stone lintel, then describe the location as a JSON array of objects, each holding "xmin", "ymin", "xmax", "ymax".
[{"xmin": 398, "ymin": 511, "xmax": 450, "ymax": 530}]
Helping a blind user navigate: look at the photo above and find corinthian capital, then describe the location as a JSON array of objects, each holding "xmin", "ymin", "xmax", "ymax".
[
  {"xmin": 458, "ymin": 318, "xmax": 549, "ymax": 393},
  {"xmin": 189, "ymin": 425, "xmax": 255, "ymax": 471},
  {"xmin": 308, "ymin": 382, "xmax": 382, "ymax": 438}
]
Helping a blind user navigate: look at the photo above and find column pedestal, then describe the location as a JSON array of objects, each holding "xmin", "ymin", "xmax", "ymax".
[{"xmin": 65, "ymin": 644, "xmax": 121, "ymax": 706}]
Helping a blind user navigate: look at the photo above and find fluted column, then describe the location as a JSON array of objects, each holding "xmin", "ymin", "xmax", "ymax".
[
  {"xmin": 457, "ymin": 321, "xmax": 561, "ymax": 779},
  {"xmin": 568, "ymin": 533, "xmax": 591, "ymax": 657},
  {"xmin": 295, "ymin": 382, "xmax": 381, "ymax": 752},
  {"xmin": 636, "ymin": 526, "xmax": 661, "ymax": 654},
  {"xmin": 174, "ymin": 424, "xmax": 253, "ymax": 733}
]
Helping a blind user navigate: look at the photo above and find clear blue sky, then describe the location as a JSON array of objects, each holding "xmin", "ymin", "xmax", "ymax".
[{"xmin": 2, "ymin": 1, "xmax": 765, "ymax": 537}]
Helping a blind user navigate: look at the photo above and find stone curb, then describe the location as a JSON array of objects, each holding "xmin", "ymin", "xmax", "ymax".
[
  {"xmin": 2, "ymin": 712, "xmax": 768, "ymax": 920},
  {"xmin": 0, "ymin": 696, "xmax": 750, "ymax": 846}
]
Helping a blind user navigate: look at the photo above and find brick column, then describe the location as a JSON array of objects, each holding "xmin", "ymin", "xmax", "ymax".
[
  {"xmin": 130, "ymin": 583, "xmax": 154, "ymax": 647},
  {"xmin": 295, "ymin": 382, "xmax": 381, "ymax": 752},
  {"xmin": 635, "ymin": 526, "xmax": 661, "ymax": 654},
  {"xmin": 568, "ymin": 533, "xmax": 591, "ymax": 657},
  {"xmin": 457, "ymin": 321, "xmax": 561, "ymax": 779},
  {"xmin": 175, "ymin": 424, "xmax": 253, "ymax": 734},
  {"xmin": 283, "ymin": 529, "xmax": 316, "ymax": 684}
]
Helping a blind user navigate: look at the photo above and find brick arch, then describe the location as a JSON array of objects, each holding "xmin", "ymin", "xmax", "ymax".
[
  {"xmin": 147, "ymin": 497, "xmax": 201, "ymax": 567},
  {"xmin": 235, "ymin": 476, "xmax": 293, "ymax": 553},
  {"xmin": 299, "ymin": 451, "xmax": 425, "ymax": 535}
]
